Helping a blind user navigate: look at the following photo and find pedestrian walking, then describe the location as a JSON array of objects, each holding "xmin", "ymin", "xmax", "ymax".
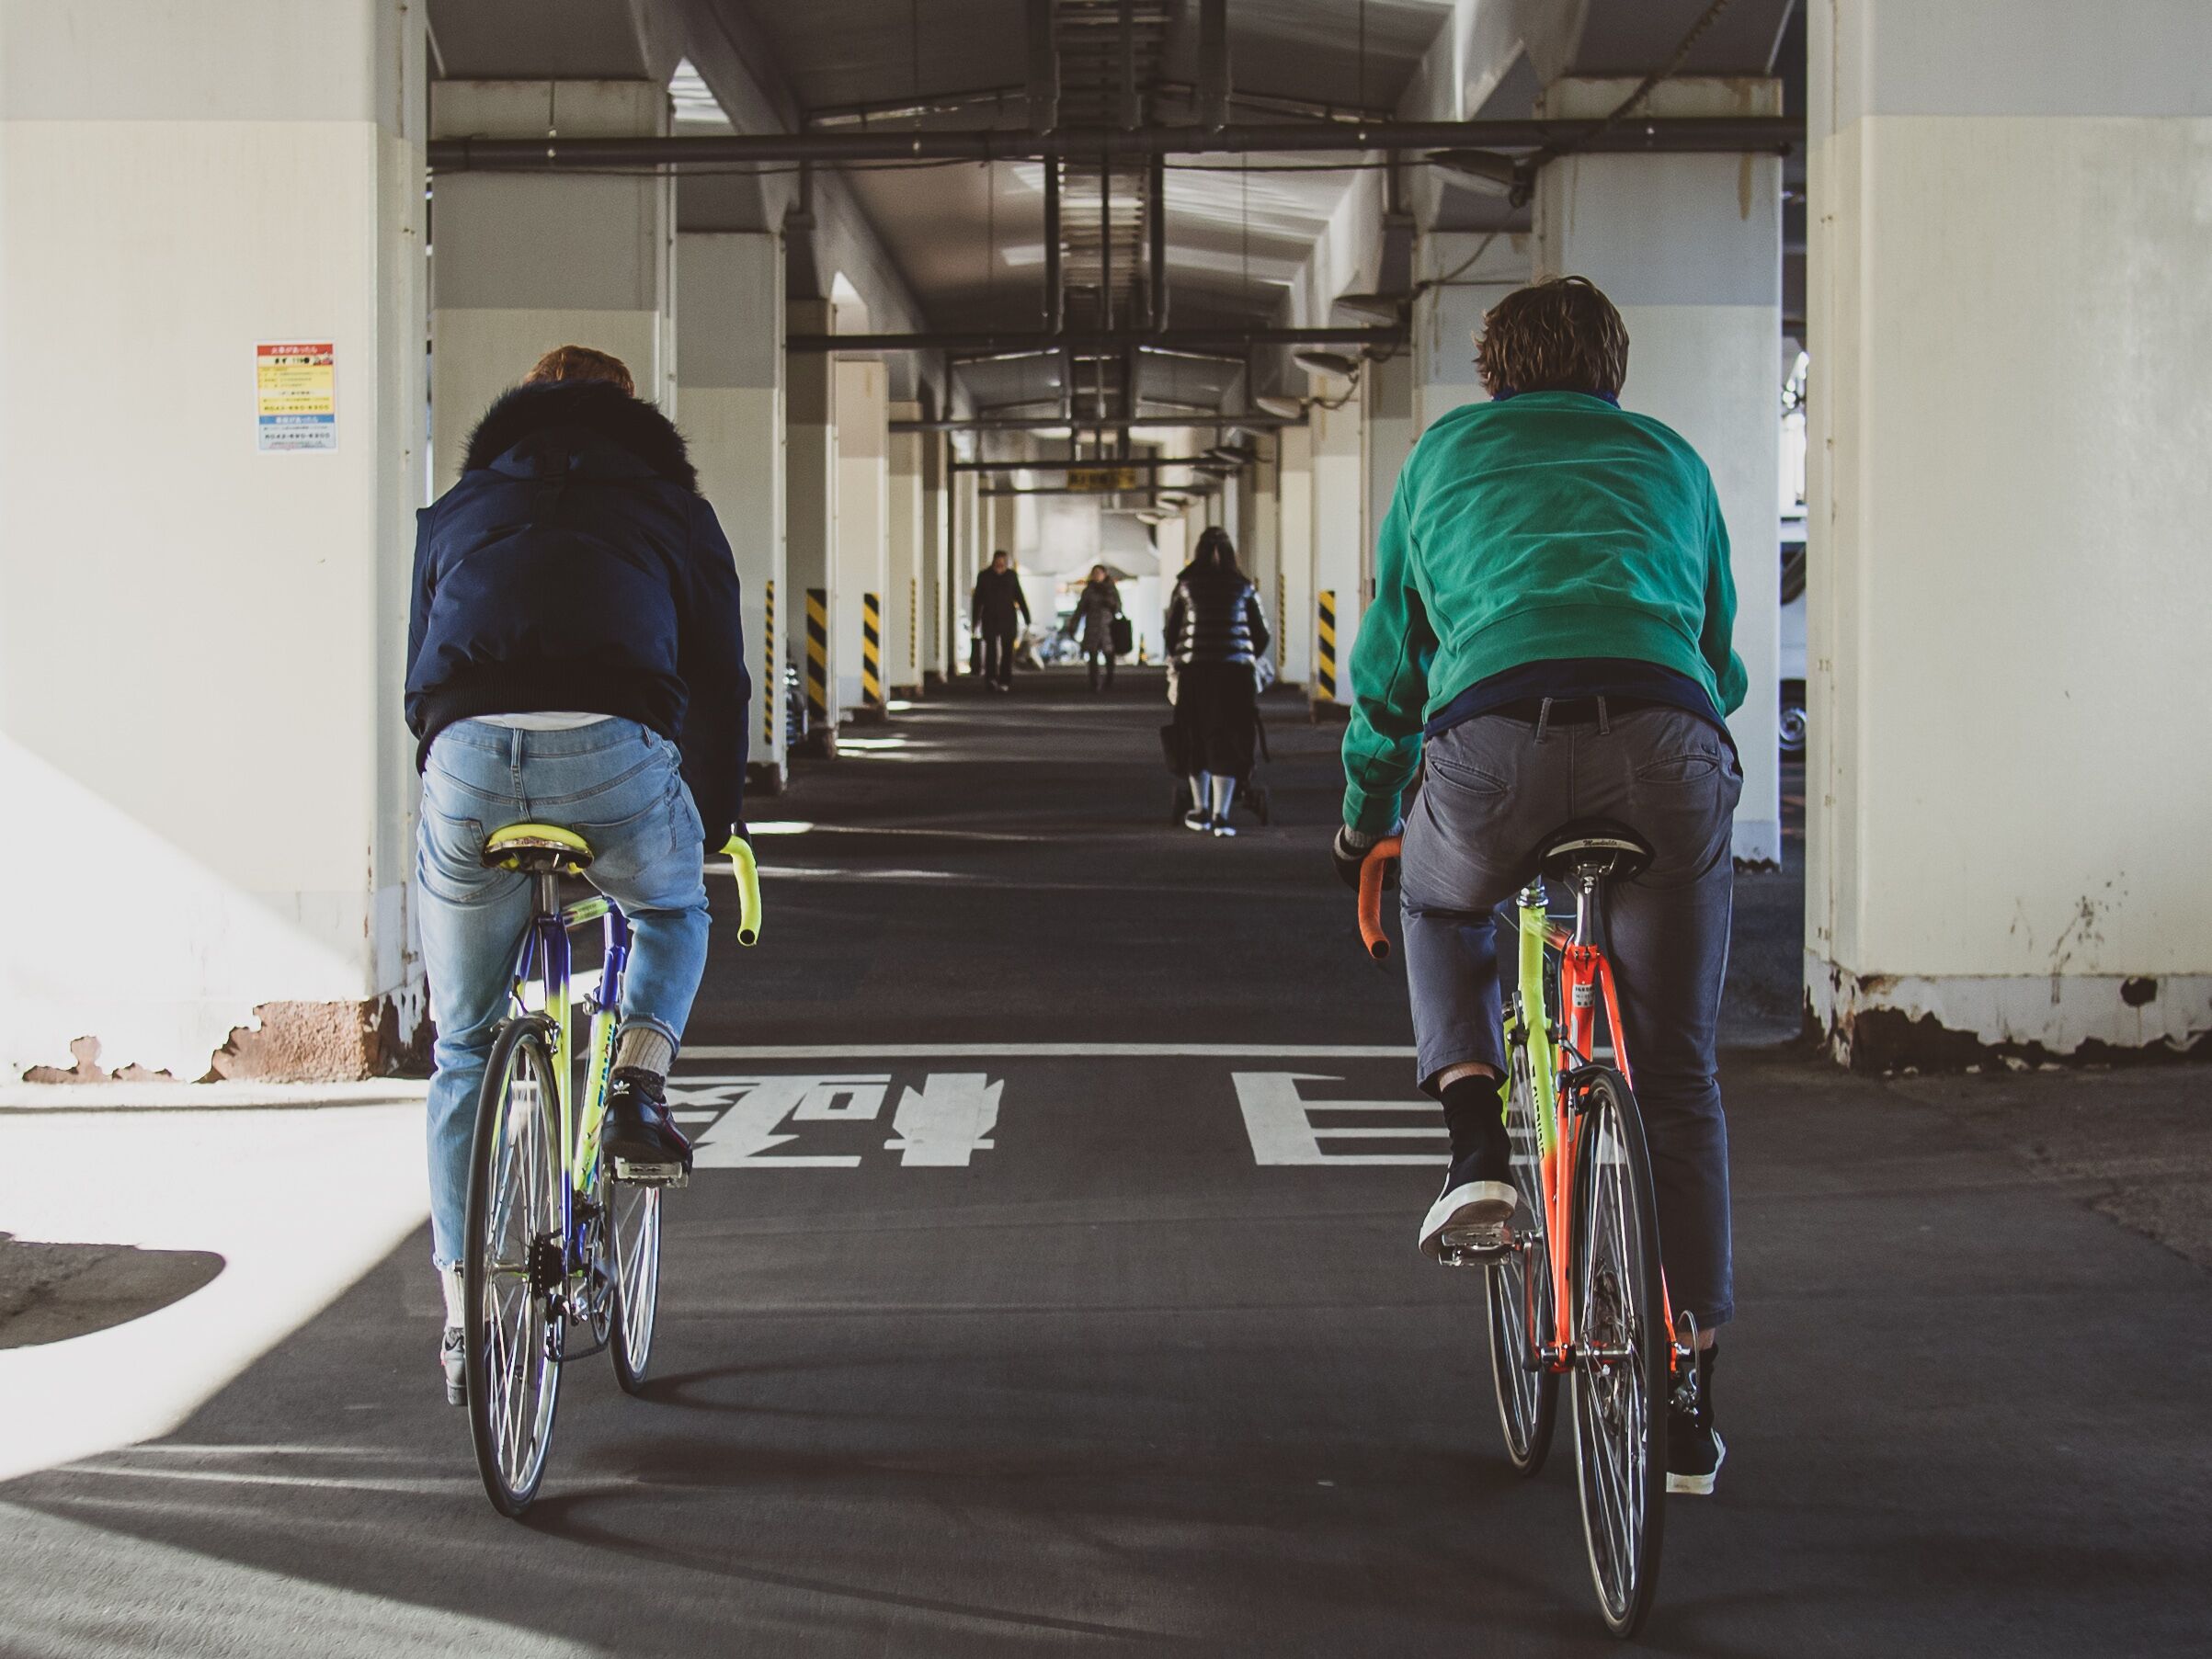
[
  {"xmin": 1165, "ymin": 527, "xmax": 1270, "ymax": 835},
  {"xmin": 1074, "ymin": 564, "xmax": 1124, "ymax": 690},
  {"xmin": 972, "ymin": 550, "xmax": 1030, "ymax": 691}
]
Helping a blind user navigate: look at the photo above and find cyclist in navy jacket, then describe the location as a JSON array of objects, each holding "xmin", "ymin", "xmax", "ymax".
[{"xmin": 404, "ymin": 347, "xmax": 747, "ymax": 1403}]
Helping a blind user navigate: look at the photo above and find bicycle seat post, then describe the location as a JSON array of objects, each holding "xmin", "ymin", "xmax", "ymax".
[{"xmin": 1572, "ymin": 869, "xmax": 1601, "ymax": 947}]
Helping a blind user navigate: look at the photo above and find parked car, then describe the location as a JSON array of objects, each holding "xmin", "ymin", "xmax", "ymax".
[{"xmin": 1779, "ymin": 513, "xmax": 1807, "ymax": 759}]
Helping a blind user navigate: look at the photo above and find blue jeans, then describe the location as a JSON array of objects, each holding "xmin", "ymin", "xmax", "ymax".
[
  {"xmin": 1398, "ymin": 707, "xmax": 1742, "ymax": 1327},
  {"xmin": 417, "ymin": 719, "xmax": 711, "ymax": 1267}
]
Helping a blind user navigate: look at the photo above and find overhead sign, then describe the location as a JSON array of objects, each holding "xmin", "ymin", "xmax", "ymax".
[
  {"xmin": 1066, "ymin": 466, "xmax": 1141, "ymax": 494},
  {"xmin": 256, "ymin": 341, "xmax": 336, "ymax": 451}
]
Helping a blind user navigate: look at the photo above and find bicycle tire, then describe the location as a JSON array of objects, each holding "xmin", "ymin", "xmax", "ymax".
[
  {"xmin": 1485, "ymin": 1042, "xmax": 1558, "ymax": 1474},
  {"xmin": 1567, "ymin": 1065, "xmax": 1669, "ymax": 1639},
  {"xmin": 462, "ymin": 1017, "xmax": 566, "ymax": 1518},
  {"xmin": 607, "ymin": 1163, "xmax": 662, "ymax": 1394}
]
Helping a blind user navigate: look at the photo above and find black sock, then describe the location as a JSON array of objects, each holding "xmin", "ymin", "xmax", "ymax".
[{"xmin": 1439, "ymin": 1072, "xmax": 1510, "ymax": 1184}]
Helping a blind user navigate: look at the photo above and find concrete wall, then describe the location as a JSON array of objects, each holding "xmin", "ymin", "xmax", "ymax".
[
  {"xmin": 1306, "ymin": 380, "xmax": 1366, "ymax": 710},
  {"xmin": 886, "ymin": 400, "xmax": 924, "ymax": 696},
  {"xmin": 1805, "ymin": 0, "xmax": 2212, "ymax": 1062},
  {"xmin": 1538, "ymin": 76, "xmax": 1785, "ymax": 866},
  {"xmin": 1276, "ymin": 425, "xmax": 1316, "ymax": 687},
  {"xmin": 677, "ymin": 230, "xmax": 784, "ymax": 786},
  {"xmin": 428, "ymin": 80, "xmax": 674, "ymax": 489},
  {"xmin": 1, "ymin": 0, "xmax": 427, "ymax": 1079}
]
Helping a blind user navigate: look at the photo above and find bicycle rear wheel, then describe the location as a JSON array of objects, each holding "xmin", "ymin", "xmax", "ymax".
[
  {"xmin": 462, "ymin": 1017, "xmax": 566, "ymax": 1517},
  {"xmin": 1485, "ymin": 1042, "xmax": 1558, "ymax": 1474},
  {"xmin": 1568, "ymin": 1066, "xmax": 1669, "ymax": 1638},
  {"xmin": 607, "ymin": 1166, "xmax": 662, "ymax": 1393}
]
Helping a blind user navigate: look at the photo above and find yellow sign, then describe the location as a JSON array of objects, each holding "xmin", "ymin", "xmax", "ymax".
[
  {"xmin": 1066, "ymin": 466, "xmax": 1141, "ymax": 493},
  {"xmin": 257, "ymin": 341, "xmax": 336, "ymax": 451}
]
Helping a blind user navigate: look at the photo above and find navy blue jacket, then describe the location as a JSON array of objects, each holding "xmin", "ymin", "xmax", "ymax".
[{"xmin": 405, "ymin": 381, "xmax": 749, "ymax": 843}]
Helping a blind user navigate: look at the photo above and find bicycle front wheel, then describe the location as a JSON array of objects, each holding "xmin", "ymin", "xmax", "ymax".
[
  {"xmin": 607, "ymin": 1165, "xmax": 662, "ymax": 1393},
  {"xmin": 1568, "ymin": 1066, "xmax": 1670, "ymax": 1639},
  {"xmin": 462, "ymin": 1017, "xmax": 566, "ymax": 1517},
  {"xmin": 1485, "ymin": 1041, "xmax": 1558, "ymax": 1474}
]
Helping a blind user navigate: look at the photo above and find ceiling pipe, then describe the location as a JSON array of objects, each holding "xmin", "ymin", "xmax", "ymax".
[
  {"xmin": 894, "ymin": 413, "xmax": 1304, "ymax": 432},
  {"xmin": 1026, "ymin": 0, "xmax": 1058, "ymax": 133},
  {"xmin": 794, "ymin": 324, "xmax": 1400, "ymax": 354},
  {"xmin": 427, "ymin": 117, "xmax": 1801, "ymax": 171},
  {"xmin": 952, "ymin": 455, "xmax": 1223, "ymax": 472},
  {"xmin": 1196, "ymin": 0, "xmax": 1231, "ymax": 132},
  {"xmin": 1147, "ymin": 149, "xmax": 1169, "ymax": 334},
  {"xmin": 1043, "ymin": 158, "xmax": 1063, "ymax": 335}
]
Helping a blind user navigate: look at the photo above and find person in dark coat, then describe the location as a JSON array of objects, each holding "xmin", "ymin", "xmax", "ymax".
[
  {"xmin": 971, "ymin": 550, "xmax": 1031, "ymax": 691},
  {"xmin": 1074, "ymin": 563, "xmax": 1124, "ymax": 690},
  {"xmin": 1165, "ymin": 526, "xmax": 1271, "ymax": 835},
  {"xmin": 404, "ymin": 345, "xmax": 748, "ymax": 1403}
]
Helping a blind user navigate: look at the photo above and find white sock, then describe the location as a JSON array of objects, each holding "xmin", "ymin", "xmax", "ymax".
[
  {"xmin": 1189, "ymin": 773, "xmax": 1211, "ymax": 813},
  {"xmin": 439, "ymin": 1264, "xmax": 465, "ymax": 1326},
  {"xmin": 613, "ymin": 1025, "xmax": 675, "ymax": 1077},
  {"xmin": 1209, "ymin": 774, "xmax": 1235, "ymax": 819}
]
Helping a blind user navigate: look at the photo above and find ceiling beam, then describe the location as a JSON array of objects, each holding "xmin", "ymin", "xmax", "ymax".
[{"xmin": 428, "ymin": 116, "xmax": 1800, "ymax": 171}]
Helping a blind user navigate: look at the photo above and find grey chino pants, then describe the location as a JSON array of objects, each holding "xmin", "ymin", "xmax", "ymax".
[{"xmin": 1399, "ymin": 704, "xmax": 1742, "ymax": 1326}]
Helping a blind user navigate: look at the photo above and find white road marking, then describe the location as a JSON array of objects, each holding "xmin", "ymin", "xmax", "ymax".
[
  {"xmin": 1233, "ymin": 1073, "xmax": 1448, "ymax": 1167},
  {"xmin": 680, "ymin": 1042, "xmax": 1413, "ymax": 1060},
  {"xmin": 884, "ymin": 1073, "xmax": 1002, "ymax": 1167}
]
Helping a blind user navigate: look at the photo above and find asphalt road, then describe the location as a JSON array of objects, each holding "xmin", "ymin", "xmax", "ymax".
[{"xmin": 5, "ymin": 668, "xmax": 2208, "ymax": 1656}]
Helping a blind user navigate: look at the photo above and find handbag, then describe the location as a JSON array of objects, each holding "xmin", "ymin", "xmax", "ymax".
[{"xmin": 1111, "ymin": 616, "xmax": 1134, "ymax": 656}]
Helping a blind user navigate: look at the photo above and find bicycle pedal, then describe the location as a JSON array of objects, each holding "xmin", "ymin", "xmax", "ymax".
[
  {"xmin": 612, "ymin": 1159, "xmax": 689, "ymax": 1188},
  {"xmin": 1438, "ymin": 1226, "xmax": 1510, "ymax": 1266}
]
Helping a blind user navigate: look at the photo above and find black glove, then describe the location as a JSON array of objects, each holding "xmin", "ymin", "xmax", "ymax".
[{"xmin": 1333, "ymin": 824, "xmax": 1397, "ymax": 892}]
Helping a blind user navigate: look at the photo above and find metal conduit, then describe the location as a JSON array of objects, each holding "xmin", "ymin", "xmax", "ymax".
[
  {"xmin": 794, "ymin": 325, "xmax": 1398, "ymax": 354},
  {"xmin": 427, "ymin": 117, "xmax": 1799, "ymax": 171}
]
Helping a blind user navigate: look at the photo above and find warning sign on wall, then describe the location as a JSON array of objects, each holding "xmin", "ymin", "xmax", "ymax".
[{"xmin": 256, "ymin": 342, "xmax": 336, "ymax": 451}]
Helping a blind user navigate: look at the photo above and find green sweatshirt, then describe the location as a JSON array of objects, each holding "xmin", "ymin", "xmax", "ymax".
[{"xmin": 1341, "ymin": 391, "xmax": 1748, "ymax": 835}]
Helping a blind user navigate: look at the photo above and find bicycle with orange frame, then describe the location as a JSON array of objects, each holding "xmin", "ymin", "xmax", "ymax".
[{"xmin": 1359, "ymin": 823, "xmax": 1699, "ymax": 1639}]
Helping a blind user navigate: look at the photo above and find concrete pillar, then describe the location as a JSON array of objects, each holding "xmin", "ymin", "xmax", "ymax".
[
  {"xmin": 886, "ymin": 401, "xmax": 925, "ymax": 698},
  {"xmin": 1248, "ymin": 449, "xmax": 1283, "ymax": 683},
  {"xmin": 1276, "ymin": 425, "xmax": 1315, "ymax": 688},
  {"xmin": 1, "ymin": 0, "xmax": 427, "ymax": 1079},
  {"xmin": 1805, "ymin": 0, "xmax": 2212, "ymax": 1063},
  {"xmin": 1413, "ymin": 231, "xmax": 1530, "ymax": 435},
  {"xmin": 1366, "ymin": 348, "xmax": 1419, "ymax": 585},
  {"xmin": 834, "ymin": 359, "xmax": 889, "ymax": 717},
  {"xmin": 786, "ymin": 300, "xmax": 838, "ymax": 741},
  {"xmin": 429, "ymin": 81, "xmax": 674, "ymax": 491},
  {"xmin": 1307, "ymin": 375, "xmax": 1366, "ymax": 713},
  {"xmin": 1537, "ymin": 75, "xmax": 1784, "ymax": 866},
  {"xmin": 919, "ymin": 431, "xmax": 949, "ymax": 685},
  {"xmin": 678, "ymin": 232, "xmax": 785, "ymax": 790}
]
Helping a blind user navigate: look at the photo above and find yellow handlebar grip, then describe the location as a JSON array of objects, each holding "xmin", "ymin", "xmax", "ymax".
[{"xmin": 723, "ymin": 835, "xmax": 763, "ymax": 946}]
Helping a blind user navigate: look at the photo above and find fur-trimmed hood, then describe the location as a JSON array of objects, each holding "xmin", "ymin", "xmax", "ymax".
[{"xmin": 462, "ymin": 380, "xmax": 698, "ymax": 493}]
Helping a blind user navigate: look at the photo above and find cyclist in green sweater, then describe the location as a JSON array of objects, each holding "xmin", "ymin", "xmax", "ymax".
[{"xmin": 1333, "ymin": 277, "xmax": 1745, "ymax": 1494}]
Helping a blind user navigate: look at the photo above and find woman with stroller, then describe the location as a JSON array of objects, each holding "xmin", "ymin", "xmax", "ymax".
[
  {"xmin": 1165, "ymin": 527, "xmax": 1270, "ymax": 836},
  {"xmin": 1074, "ymin": 564, "xmax": 1124, "ymax": 690}
]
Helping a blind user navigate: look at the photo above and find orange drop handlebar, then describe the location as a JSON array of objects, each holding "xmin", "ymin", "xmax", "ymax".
[{"xmin": 1356, "ymin": 835, "xmax": 1403, "ymax": 963}]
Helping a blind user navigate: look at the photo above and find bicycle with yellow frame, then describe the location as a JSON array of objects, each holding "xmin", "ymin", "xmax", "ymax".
[{"xmin": 461, "ymin": 824, "xmax": 761, "ymax": 1517}]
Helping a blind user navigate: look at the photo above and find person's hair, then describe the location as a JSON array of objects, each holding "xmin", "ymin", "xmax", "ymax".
[
  {"xmin": 1474, "ymin": 276, "xmax": 1629, "ymax": 399},
  {"xmin": 991, "ymin": 549, "xmax": 1010, "ymax": 564},
  {"xmin": 1192, "ymin": 526, "xmax": 1240, "ymax": 575},
  {"xmin": 522, "ymin": 344, "xmax": 635, "ymax": 398},
  {"xmin": 1090, "ymin": 564, "xmax": 1108, "ymax": 581}
]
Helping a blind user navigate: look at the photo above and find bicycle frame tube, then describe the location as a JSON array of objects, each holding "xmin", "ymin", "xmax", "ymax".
[{"xmin": 569, "ymin": 899, "xmax": 629, "ymax": 1192}]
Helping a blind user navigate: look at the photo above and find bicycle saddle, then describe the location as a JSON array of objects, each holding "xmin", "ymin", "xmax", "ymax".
[
  {"xmin": 483, "ymin": 823, "xmax": 595, "ymax": 875},
  {"xmin": 1534, "ymin": 819, "xmax": 1653, "ymax": 884}
]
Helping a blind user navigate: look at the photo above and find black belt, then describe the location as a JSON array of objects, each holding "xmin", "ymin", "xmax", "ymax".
[{"xmin": 1490, "ymin": 694, "xmax": 1668, "ymax": 724}]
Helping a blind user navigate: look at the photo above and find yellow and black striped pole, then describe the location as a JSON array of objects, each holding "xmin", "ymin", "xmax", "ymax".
[
  {"xmin": 761, "ymin": 579, "xmax": 777, "ymax": 747},
  {"xmin": 1316, "ymin": 588, "xmax": 1338, "ymax": 700},
  {"xmin": 861, "ymin": 591, "xmax": 884, "ymax": 707},
  {"xmin": 805, "ymin": 587, "xmax": 829, "ymax": 722},
  {"xmin": 908, "ymin": 576, "xmax": 918, "ymax": 687},
  {"xmin": 1276, "ymin": 570, "xmax": 1287, "ymax": 670}
]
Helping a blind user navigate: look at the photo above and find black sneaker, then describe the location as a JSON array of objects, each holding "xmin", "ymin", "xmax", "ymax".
[
  {"xmin": 604, "ymin": 1068, "xmax": 692, "ymax": 1184},
  {"xmin": 440, "ymin": 1325, "xmax": 466, "ymax": 1406},
  {"xmin": 1419, "ymin": 1145, "xmax": 1514, "ymax": 1261},
  {"xmin": 1667, "ymin": 1347, "xmax": 1724, "ymax": 1494}
]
